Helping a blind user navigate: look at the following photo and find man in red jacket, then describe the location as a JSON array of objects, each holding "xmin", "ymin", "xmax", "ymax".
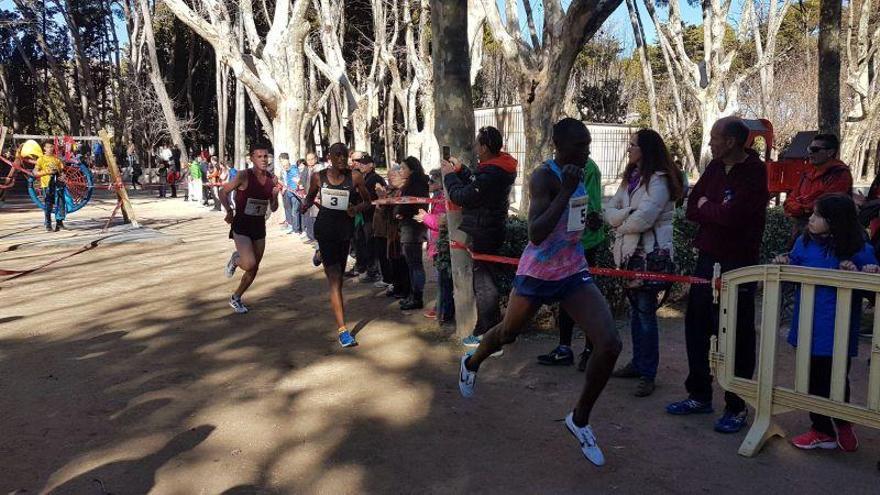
[
  {"xmin": 783, "ymin": 133, "xmax": 853, "ymax": 239},
  {"xmin": 666, "ymin": 117, "xmax": 769, "ymax": 434}
]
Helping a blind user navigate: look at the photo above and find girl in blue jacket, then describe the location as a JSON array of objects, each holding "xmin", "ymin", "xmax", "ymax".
[{"xmin": 774, "ymin": 194, "xmax": 879, "ymax": 452}]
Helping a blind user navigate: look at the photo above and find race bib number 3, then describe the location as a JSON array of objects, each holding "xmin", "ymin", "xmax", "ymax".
[
  {"xmin": 321, "ymin": 187, "xmax": 350, "ymax": 211},
  {"xmin": 243, "ymin": 197, "xmax": 269, "ymax": 216},
  {"xmin": 567, "ymin": 195, "xmax": 588, "ymax": 232}
]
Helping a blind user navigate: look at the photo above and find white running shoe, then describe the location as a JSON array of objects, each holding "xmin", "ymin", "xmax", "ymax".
[
  {"xmin": 229, "ymin": 295, "xmax": 249, "ymax": 314},
  {"xmin": 225, "ymin": 252, "xmax": 240, "ymax": 278},
  {"xmin": 458, "ymin": 355, "xmax": 477, "ymax": 398},
  {"xmin": 564, "ymin": 412, "xmax": 605, "ymax": 466}
]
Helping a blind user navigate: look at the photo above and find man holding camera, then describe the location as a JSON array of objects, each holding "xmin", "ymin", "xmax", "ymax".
[{"xmin": 441, "ymin": 126, "xmax": 518, "ymax": 349}]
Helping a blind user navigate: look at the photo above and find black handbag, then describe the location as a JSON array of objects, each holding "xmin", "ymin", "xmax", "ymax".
[{"xmin": 624, "ymin": 228, "xmax": 675, "ymax": 291}]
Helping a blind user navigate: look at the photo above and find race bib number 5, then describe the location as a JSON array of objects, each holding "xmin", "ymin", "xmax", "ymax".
[
  {"xmin": 321, "ymin": 187, "xmax": 350, "ymax": 211},
  {"xmin": 243, "ymin": 197, "xmax": 269, "ymax": 216},
  {"xmin": 567, "ymin": 195, "xmax": 588, "ymax": 232}
]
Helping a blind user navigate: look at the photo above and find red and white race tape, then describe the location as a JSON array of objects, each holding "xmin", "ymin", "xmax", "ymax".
[
  {"xmin": 372, "ymin": 196, "xmax": 444, "ymax": 206},
  {"xmin": 449, "ymin": 240, "xmax": 722, "ymax": 301}
]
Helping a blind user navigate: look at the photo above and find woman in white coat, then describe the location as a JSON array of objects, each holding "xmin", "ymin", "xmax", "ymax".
[{"xmin": 605, "ymin": 129, "xmax": 685, "ymax": 397}]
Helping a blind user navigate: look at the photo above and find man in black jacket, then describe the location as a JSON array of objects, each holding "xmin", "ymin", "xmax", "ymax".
[{"xmin": 441, "ymin": 126, "xmax": 518, "ymax": 347}]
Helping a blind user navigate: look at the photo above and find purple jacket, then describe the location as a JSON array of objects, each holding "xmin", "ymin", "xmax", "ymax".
[{"xmin": 686, "ymin": 149, "xmax": 769, "ymax": 263}]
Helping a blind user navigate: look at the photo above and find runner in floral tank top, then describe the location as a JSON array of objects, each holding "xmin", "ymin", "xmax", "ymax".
[
  {"xmin": 515, "ymin": 159, "xmax": 589, "ymax": 282},
  {"xmin": 457, "ymin": 118, "xmax": 622, "ymax": 467}
]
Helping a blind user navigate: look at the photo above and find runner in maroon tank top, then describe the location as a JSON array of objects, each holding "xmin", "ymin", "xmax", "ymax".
[{"xmin": 220, "ymin": 143, "xmax": 281, "ymax": 313}]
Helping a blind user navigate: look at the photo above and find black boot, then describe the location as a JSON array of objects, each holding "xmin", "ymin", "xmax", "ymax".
[
  {"xmin": 54, "ymin": 221, "xmax": 65, "ymax": 231},
  {"xmin": 400, "ymin": 292, "xmax": 424, "ymax": 310}
]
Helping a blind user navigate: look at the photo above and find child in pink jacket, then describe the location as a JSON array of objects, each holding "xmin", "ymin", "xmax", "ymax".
[{"xmin": 415, "ymin": 169, "xmax": 453, "ymax": 322}]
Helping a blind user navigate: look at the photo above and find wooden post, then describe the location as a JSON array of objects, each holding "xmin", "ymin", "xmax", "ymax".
[
  {"xmin": 98, "ymin": 129, "xmax": 139, "ymax": 228},
  {"xmin": 432, "ymin": 0, "xmax": 477, "ymax": 339}
]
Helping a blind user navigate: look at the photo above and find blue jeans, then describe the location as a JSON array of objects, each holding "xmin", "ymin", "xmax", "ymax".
[
  {"xmin": 283, "ymin": 192, "xmax": 303, "ymax": 232},
  {"xmin": 44, "ymin": 176, "xmax": 67, "ymax": 226},
  {"xmin": 627, "ymin": 289, "xmax": 659, "ymax": 379},
  {"xmin": 303, "ymin": 214, "xmax": 316, "ymax": 241}
]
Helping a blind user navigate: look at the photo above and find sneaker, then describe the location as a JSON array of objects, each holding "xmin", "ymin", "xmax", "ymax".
[
  {"xmin": 834, "ymin": 423, "xmax": 859, "ymax": 452},
  {"xmin": 577, "ymin": 349, "xmax": 591, "ymax": 372},
  {"xmin": 374, "ymin": 280, "xmax": 392, "ymax": 289},
  {"xmin": 666, "ymin": 398, "xmax": 714, "ymax": 415},
  {"xmin": 537, "ymin": 345, "xmax": 574, "ymax": 366},
  {"xmin": 229, "ymin": 295, "xmax": 248, "ymax": 314},
  {"xmin": 423, "ymin": 309, "xmax": 437, "ymax": 319},
  {"xmin": 611, "ymin": 362, "xmax": 640, "ymax": 379},
  {"xmin": 54, "ymin": 221, "xmax": 66, "ymax": 231},
  {"xmin": 714, "ymin": 409, "xmax": 748, "ymax": 433},
  {"xmin": 359, "ymin": 273, "xmax": 380, "ymax": 283},
  {"xmin": 343, "ymin": 269, "xmax": 359, "ymax": 278},
  {"xmin": 312, "ymin": 251, "xmax": 322, "ymax": 267},
  {"xmin": 338, "ymin": 330, "xmax": 358, "ymax": 348},
  {"xmin": 564, "ymin": 412, "xmax": 605, "ymax": 466},
  {"xmin": 45, "ymin": 224, "xmax": 53, "ymax": 232},
  {"xmin": 462, "ymin": 335, "xmax": 482, "ymax": 348},
  {"xmin": 225, "ymin": 252, "xmax": 240, "ymax": 278},
  {"xmin": 791, "ymin": 429, "xmax": 838, "ymax": 450},
  {"xmin": 386, "ymin": 286, "xmax": 407, "ymax": 299},
  {"xmin": 458, "ymin": 355, "xmax": 477, "ymax": 398},
  {"xmin": 635, "ymin": 377, "xmax": 655, "ymax": 397},
  {"xmin": 400, "ymin": 297, "xmax": 424, "ymax": 310}
]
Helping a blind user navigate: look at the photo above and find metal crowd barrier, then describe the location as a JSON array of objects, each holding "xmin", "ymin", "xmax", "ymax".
[{"xmin": 711, "ymin": 264, "xmax": 880, "ymax": 457}]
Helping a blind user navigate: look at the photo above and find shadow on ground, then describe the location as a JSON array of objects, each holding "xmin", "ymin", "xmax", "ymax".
[{"xmin": 0, "ymin": 189, "xmax": 878, "ymax": 494}]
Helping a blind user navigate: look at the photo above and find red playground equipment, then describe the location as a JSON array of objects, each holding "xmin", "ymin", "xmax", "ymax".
[{"xmin": 743, "ymin": 118, "xmax": 813, "ymax": 195}]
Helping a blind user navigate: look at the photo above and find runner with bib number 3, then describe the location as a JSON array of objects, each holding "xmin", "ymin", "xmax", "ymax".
[
  {"xmin": 301, "ymin": 142, "xmax": 373, "ymax": 348},
  {"xmin": 220, "ymin": 142, "xmax": 282, "ymax": 314}
]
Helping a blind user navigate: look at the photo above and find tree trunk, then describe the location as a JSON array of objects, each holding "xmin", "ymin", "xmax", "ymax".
[
  {"xmin": 216, "ymin": 57, "xmax": 229, "ymax": 164},
  {"xmin": 520, "ymin": 95, "xmax": 558, "ymax": 214},
  {"xmin": 57, "ymin": 0, "xmax": 101, "ymax": 133},
  {"xmin": 697, "ymin": 94, "xmax": 721, "ymax": 167},
  {"xmin": 139, "ymin": 0, "xmax": 189, "ymax": 163},
  {"xmin": 432, "ymin": 0, "xmax": 477, "ymax": 339},
  {"xmin": 818, "ymin": 0, "xmax": 841, "ymax": 135},
  {"xmin": 234, "ymin": 79, "xmax": 246, "ymax": 169},
  {"xmin": 625, "ymin": 0, "xmax": 659, "ymax": 129}
]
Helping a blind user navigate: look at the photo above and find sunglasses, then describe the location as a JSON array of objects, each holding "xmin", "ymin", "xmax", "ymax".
[{"xmin": 808, "ymin": 146, "xmax": 830, "ymax": 153}]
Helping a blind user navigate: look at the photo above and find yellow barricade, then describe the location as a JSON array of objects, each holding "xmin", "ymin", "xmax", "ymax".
[{"xmin": 711, "ymin": 264, "xmax": 880, "ymax": 457}]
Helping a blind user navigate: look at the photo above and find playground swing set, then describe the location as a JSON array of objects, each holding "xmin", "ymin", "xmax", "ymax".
[{"xmin": 0, "ymin": 126, "xmax": 138, "ymax": 229}]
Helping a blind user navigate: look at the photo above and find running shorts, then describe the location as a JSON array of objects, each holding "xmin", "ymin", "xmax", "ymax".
[
  {"xmin": 513, "ymin": 271, "xmax": 593, "ymax": 305},
  {"xmin": 229, "ymin": 221, "xmax": 266, "ymax": 242},
  {"xmin": 317, "ymin": 238, "xmax": 351, "ymax": 269}
]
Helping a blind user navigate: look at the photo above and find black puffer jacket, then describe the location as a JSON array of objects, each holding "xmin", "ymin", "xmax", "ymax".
[{"xmin": 444, "ymin": 152, "xmax": 518, "ymax": 254}]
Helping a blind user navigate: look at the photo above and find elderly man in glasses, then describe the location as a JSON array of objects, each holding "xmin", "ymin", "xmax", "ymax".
[{"xmin": 783, "ymin": 134, "xmax": 853, "ymax": 241}]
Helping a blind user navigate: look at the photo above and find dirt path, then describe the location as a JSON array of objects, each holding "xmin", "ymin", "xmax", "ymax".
[{"xmin": 1, "ymin": 190, "xmax": 877, "ymax": 494}]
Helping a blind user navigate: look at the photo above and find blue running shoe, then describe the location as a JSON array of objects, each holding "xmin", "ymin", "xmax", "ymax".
[
  {"xmin": 462, "ymin": 335, "xmax": 481, "ymax": 347},
  {"xmin": 338, "ymin": 330, "xmax": 357, "ymax": 348},
  {"xmin": 666, "ymin": 398, "xmax": 714, "ymax": 415},
  {"xmin": 714, "ymin": 409, "xmax": 748, "ymax": 433},
  {"xmin": 458, "ymin": 355, "xmax": 477, "ymax": 398}
]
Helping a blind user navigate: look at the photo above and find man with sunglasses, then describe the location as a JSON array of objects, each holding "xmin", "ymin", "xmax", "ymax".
[{"xmin": 783, "ymin": 134, "xmax": 853, "ymax": 241}]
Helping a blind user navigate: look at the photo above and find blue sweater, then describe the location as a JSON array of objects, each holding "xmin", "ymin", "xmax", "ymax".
[
  {"xmin": 787, "ymin": 235, "xmax": 877, "ymax": 356},
  {"xmin": 285, "ymin": 166, "xmax": 300, "ymax": 191}
]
